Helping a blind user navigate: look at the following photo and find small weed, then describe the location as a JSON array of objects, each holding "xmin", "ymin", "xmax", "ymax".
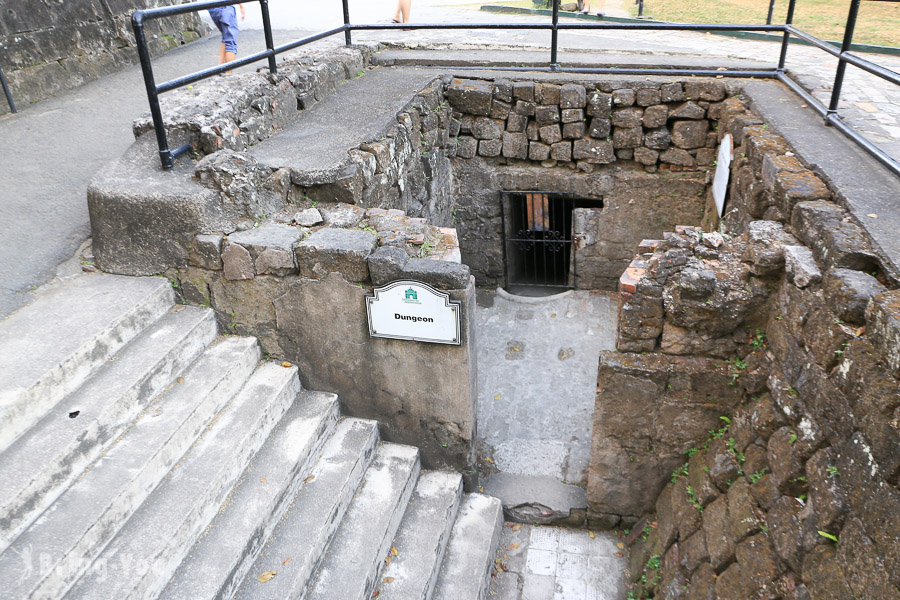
[
  {"xmin": 827, "ymin": 465, "xmax": 840, "ymax": 479},
  {"xmin": 760, "ymin": 524, "xmax": 769, "ymax": 533},
  {"xmin": 750, "ymin": 329, "xmax": 767, "ymax": 350},
  {"xmin": 356, "ymin": 70, "xmax": 365, "ymax": 77},
  {"xmin": 645, "ymin": 554, "xmax": 660, "ymax": 570},
  {"xmin": 686, "ymin": 447, "xmax": 699, "ymax": 458},
  {"xmin": 787, "ymin": 386, "xmax": 799, "ymax": 398},
  {"xmin": 834, "ymin": 318, "xmax": 845, "ymax": 325},
  {"xmin": 749, "ymin": 468, "xmax": 768, "ymax": 484},
  {"xmin": 818, "ymin": 530, "xmax": 838, "ymax": 544},
  {"xmin": 686, "ymin": 485, "xmax": 704, "ymax": 513},
  {"xmin": 671, "ymin": 462, "xmax": 689, "ymax": 483},
  {"xmin": 789, "ymin": 431, "xmax": 798, "ymax": 444},
  {"xmin": 775, "ymin": 315, "xmax": 784, "ymax": 320}
]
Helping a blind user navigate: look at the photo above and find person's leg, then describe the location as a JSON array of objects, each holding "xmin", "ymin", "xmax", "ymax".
[
  {"xmin": 396, "ymin": 0, "xmax": 411, "ymax": 23},
  {"xmin": 581, "ymin": 0, "xmax": 591, "ymax": 12},
  {"xmin": 218, "ymin": 43, "xmax": 227, "ymax": 64},
  {"xmin": 220, "ymin": 6, "xmax": 240, "ymax": 72}
]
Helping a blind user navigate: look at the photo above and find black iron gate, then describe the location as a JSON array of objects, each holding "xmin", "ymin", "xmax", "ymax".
[{"xmin": 503, "ymin": 192, "xmax": 574, "ymax": 289}]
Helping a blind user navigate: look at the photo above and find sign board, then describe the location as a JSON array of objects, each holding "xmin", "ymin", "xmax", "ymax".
[
  {"xmin": 366, "ymin": 280, "xmax": 461, "ymax": 345},
  {"xmin": 712, "ymin": 133, "xmax": 734, "ymax": 218}
]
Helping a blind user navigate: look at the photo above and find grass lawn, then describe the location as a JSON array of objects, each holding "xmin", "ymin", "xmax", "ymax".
[{"xmin": 631, "ymin": 0, "xmax": 900, "ymax": 47}]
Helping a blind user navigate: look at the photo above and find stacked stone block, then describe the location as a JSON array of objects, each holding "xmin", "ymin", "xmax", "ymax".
[{"xmin": 447, "ymin": 77, "xmax": 728, "ymax": 172}]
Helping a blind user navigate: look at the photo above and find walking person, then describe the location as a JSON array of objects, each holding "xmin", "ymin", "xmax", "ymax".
[
  {"xmin": 209, "ymin": 3, "xmax": 246, "ymax": 73},
  {"xmin": 392, "ymin": 0, "xmax": 412, "ymax": 24},
  {"xmin": 581, "ymin": 0, "xmax": 605, "ymax": 16}
]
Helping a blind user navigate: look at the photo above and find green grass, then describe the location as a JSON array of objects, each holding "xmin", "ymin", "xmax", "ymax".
[{"xmin": 631, "ymin": 0, "xmax": 900, "ymax": 47}]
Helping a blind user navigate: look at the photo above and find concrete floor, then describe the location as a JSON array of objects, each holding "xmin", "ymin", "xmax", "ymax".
[
  {"xmin": 475, "ymin": 288, "xmax": 617, "ymax": 519},
  {"xmin": 490, "ymin": 522, "xmax": 629, "ymax": 600}
]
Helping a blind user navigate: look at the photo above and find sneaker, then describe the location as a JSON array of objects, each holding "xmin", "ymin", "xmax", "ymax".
[{"xmin": 581, "ymin": 9, "xmax": 589, "ymax": 13}]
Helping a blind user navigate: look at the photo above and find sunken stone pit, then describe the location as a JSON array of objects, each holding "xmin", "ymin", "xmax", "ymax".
[{"xmin": 89, "ymin": 43, "xmax": 900, "ymax": 599}]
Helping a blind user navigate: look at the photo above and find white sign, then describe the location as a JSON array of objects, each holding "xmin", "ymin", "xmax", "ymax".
[
  {"xmin": 713, "ymin": 134, "xmax": 734, "ymax": 218},
  {"xmin": 366, "ymin": 281, "xmax": 461, "ymax": 345}
]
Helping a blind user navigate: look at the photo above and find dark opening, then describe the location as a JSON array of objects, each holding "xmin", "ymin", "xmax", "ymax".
[{"xmin": 503, "ymin": 192, "xmax": 602, "ymax": 293}]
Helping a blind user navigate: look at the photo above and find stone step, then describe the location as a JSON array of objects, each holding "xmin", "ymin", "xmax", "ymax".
[
  {"xmin": 0, "ymin": 274, "xmax": 173, "ymax": 454},
  {"xmin": 63, "ymin": 362, "xmax": 301, "ymax": 600},
  {"xmin": 431, "ymin": 494, "xmax": 505, "ymax": 600},
  {"xmin": 234, "ymin": 417, "xmax": 381, "ymax": 600},
  {"xmin": 376, "ymin": 471, "xmax": 464, "ymax": 600},
  {"xmin": 0, "ymin": 305, "xmax": 217, "ymax": 554},
  {"xmin": 0, "ymin": 336, "xmax": 259, "ymax": 600},
  {"xmin": 161, "ymin": 391, "xmax": 341, "ymax": 600},
  {"xmin": 305, "ymin": 443, "xmax": 421, "ymax": 600}
]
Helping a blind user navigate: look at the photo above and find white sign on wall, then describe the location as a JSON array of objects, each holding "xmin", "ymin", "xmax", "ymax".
[
  {"xmin": 366, "ymin": 280, "xmax": 461, "ymax": 345},
  {"xmin": 713, "ymin": 133, "xmax": 734, "ymax": 218}
]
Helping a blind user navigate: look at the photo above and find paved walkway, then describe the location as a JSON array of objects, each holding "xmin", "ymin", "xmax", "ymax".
[
  {"xmin": 1, "ymin": 0, "xmax": 897, "ymax": 317},
  {"xmin": 490, "ymin": 522, "xmax": 629, "ymax": 600}
]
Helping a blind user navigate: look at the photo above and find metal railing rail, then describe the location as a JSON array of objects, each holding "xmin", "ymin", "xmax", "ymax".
[
  {"xmin": 0, "ymin": 63, "xmax": 16, "ymax": 114},
  {"xmin": 132, "ymin": 0, "xmax": 900, "ymax": 178}
]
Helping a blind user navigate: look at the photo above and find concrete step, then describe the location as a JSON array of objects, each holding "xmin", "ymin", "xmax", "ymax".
[
  {"xmin": 234, "ymin": 417, "xmax": 381, "ymax": 600},
  {"xmin": 0, "ymin": 305, "xmax": 217, "ymax": 554},
  {"xmin": 0, "ymin": 274, "xmax": 173, "ymax": 454},
  {"xmin": 161, "ymin": 391, "xmax": 341, "ymax": 600},
  {"xmin": 305, "ymin": 443, "xmax": 421, "ymax": 600},
  {"xmin": 0, "ymin": 335, "xmax": 258, "ymax": 600},
  {"xmin": 64, "ymin": 362, "xmax": 300, "ymax": 600},
  {"xmin": 431, "ymin": 494, "xmax": 505, "ymax": 600},
  {"xmin": 376, "ymin": 471, "xmax": 464, "ymax": 600}
]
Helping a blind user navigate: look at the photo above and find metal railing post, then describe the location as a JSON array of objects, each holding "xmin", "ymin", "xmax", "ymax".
[
  {"xmin": 132, "ymin": 12, "xmax": 175, "ymax": 169},
  {"xmin": 550, "ymin": 0, "xmax": 559, "ymax": 70},
  {"xmin": 342, "ymin": 0, "xmax": 352, "ymax": 45},
  {"xmin": 0, "ymin": 63, "xmax": 16, "ymax": 114},
  {"xmin": 777, "ymin": 0, "xmax": 797, "ymax": 71},
  {"xmin": 827, "ymin": 0, "xmax": 862, "ymax": 115},
  {"xmin": 766, "ymin": 0, "xmax": 776, "ymax": 25},
  {"xmin": 260, "ymin": 0, "xmax": 278, "ymax": 73},
  {"xmin": 638, "ymin": 0, "xmax": 644, "ymax": 18}
]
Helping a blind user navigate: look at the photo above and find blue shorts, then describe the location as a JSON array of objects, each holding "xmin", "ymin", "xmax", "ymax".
[{"xmin": 209, "ymin": 7, "xmax": 239, "ymax": 54}]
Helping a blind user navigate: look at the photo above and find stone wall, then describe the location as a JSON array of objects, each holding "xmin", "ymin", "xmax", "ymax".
[
  {"xmin": 0, "ymin": 0, "xmax": 207, "ymax": 114},
  {"xmin": 444, "ymin": 78, "xmax": 726, "ymax": 289},
  {"xmin": 589, "ymin": 95, "xmax": 900, "ymax": 598}
]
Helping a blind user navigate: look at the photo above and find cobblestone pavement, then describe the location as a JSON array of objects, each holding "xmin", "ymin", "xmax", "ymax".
[
  {"xmin": 254, "ymin": 0, "xmax": 900, "ymax": 162},
  {"xmin": 490, "ymin": 522, "xmax": 629, "ymax": 600}
]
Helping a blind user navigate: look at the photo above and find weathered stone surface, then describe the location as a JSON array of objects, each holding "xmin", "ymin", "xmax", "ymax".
[
  {"xmin": 783, "ymin": 246, "xmax": 821, "ymax": 288},
  {"xmin": 611, "ymin": 107, "xmax": 643, "ymax": 129},
  {"xmin": 456, "ymin": 136, "xmax": 477, "ymax": 159},
  {"xmin": 643, "ymin": 104, "xmax": 668, "ymax": 128},
  {"xmin": 534, "ymin": 105, "xmax": 560, "ymax": 126},
  {"xmin": 478, "ymin": 139, "xmax": 502, "ymax": 157},
  {"xmin": 612, "ymin": 88, "xmax": 635, "ymax": 106},
  {"xmin": 538, "ymin": 124, "xmax": 562, "ymax": 144},
  {"xmin": 559, "ymin": 84, "xmax": 586, "ymax": 108},
  {"xmin": 706, "ymin": 438, "xmax": 741, "ymax": 492},
  {"xmin": 823, "ymin": 268, "xmax": 886, "ymax": 324},
  {"xmin": 586, "ymin": 90, "xmax": 612, "ymax": 116},
  {"xmin": 613, "ymin": 126, "xmax": 642, "ymax": 149},
  {"xmin": 506, "ymin": 111, "xmax": 528, "ymax": 133},
  {"xmin": 228, "ymin": 223, "xmax": 302, "ymax": 258},
  {"xmin": 490, "ymin": 99, "xmax": 512, "ymax": 120},
  {"xmin": 672, "ymin": 121, "xmax": 709, "ymax": 149},
  {"xmin": 366, "ymin": 245, "xmax": 409, "ymax": 286},
  {"xmin": 528, "ymin": 141, "xmax": 550, "ymax": 161},
  {"xmin": 189, "ymin": 234, "xmax": 223, "ymax": 271},
  {"xmin": 703, "ymin": 494, "xmax": 734, "ymax": 572},
  {"xmin": 514, "ymin": 100, "xmax": 536, "ymax": 117},
  {"xmin": 670, "ymin": 101, "xmax": 706, "ymax": 120},
  {"xmin": 295, "ymin": 227, "xmax": 376, "ymax": 282},
  {"xmin": 727, "ymin": 479, "xmax": 762, "ymax": 543},
  {"xmin": 254, "ymin": 248, "xmax": 296, "ymax": 276},
  {"xmin": 550, "ymin": 142, "xmax": 572, "ymax": 162},
  {"xmin": 573, "ymin": 139, "xmax": 615, "ymax": 163},
  {"xmin": 222, "ymin": 242, "xmax": 254, "ymax": 281},
  {"xmin": 634, "ymin": 147, "xmax": 659, "ymax": 166},
  {"xmin": 688, "ymin": 563, "xmax": 716, "ymax": 600},
  {"xmin": 294, "ymin": 207, "xmax": 324, "ymax": 227},
  {"xmin": 683, "ymin": 81, "xmax": 726, "ymax": 101},
  {"xmin": 318, "ymin": 203, "xmax": 366, "ymax": 228},
  {"xmin": 561, "ymin": 108, "xmax": 584, "ymax": 123},
  {"xmin": 471, "ymin": 117, "xmax": 504, "ymax": 140},
  {"xmin": 512, "ymin": 81, "xmax": 535, "ymax": 101},
  {"xmin": 446, "ymin": 78, "xmax": 493, "ymax": 115},
  {"xmin": 536, "ymin": 83, "xmax": 561, "ymax": 105},
  {"xmin": 588, "ymin": 117, "xmax": 611, "ymax": 139},
  {"xmin": 561, "ymin": 121, "xmax": 585, "ymax": 140},
  {"xmin": 867, "ymin": 290, "xmax": 900, "ymax": 376},
  {"xmin": 644, "ymin": 127, "xmax": 671, "ymax": 150},
  {"xmin": 802, "ymin": 544, "xmax": 855, "ymax": 600},
  {"xmin": 660, "ymin": 148, "xmax": 695, "ymax": 166},
  {"xmin": 274, "ymin": 273, "xmax": 476, "ymax": 472},
  {"xmin": 401, "ymin": 258, "xmax": 470, "ymax": 290}
]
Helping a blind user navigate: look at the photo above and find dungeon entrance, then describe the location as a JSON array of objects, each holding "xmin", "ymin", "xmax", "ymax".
[{"xmin": 502, "ymin": 192, "xmax": 605, "ymax": 293}]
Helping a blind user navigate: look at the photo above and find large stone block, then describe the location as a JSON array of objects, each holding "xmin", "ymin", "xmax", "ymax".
[
  {"xmin": 559, "ymin": 84, "xmax": 586, "ymax": 108},
  {"xmin": 671, "ymin": 120, "xmax": 709, "ymax": 149},
  {"xmin": 867, "ymin": 290, "xmax": 900, "ymax": 376},
  {"xmin": 501, "ymin": 131, "xmax": 529, "ymax": 159},
  {"xmin": 295, "ymin": 227, "xmax": 376, "ymax": 282},
  {"xmin": 573, "ymin": 139, "xmax": 615, "ymax": 163},
  {"xmin": 446, "ymin": 78, "xmax": 493, "ymax": 115}
]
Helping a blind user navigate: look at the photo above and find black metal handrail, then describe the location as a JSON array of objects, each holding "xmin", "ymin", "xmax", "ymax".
[
  {"xmin": 0, "ymin": 63, "xmax": 16, "ymax": 114},
  {"xmin": 132, "ymin": 0, "xmax": 900, "ymax": 178}
]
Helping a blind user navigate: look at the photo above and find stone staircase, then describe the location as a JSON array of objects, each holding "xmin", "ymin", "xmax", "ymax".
[{"xmin": 0, "ymin": 273, "xmax": 502, "ymax": 600}]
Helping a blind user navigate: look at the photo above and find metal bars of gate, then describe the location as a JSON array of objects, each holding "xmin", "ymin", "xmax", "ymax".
[
  {"xmin": 507, "ymin": 193, "xmax": 573, "ymax": 288},
  {"xmin": 131, "ymin": 0, "xmax": 900, "ymax": 178}
]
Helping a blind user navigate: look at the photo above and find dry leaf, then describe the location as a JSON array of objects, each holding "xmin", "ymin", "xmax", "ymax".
[
  {"xmin": 260, "ymin": 477, "xmax": 268, "ymax": 484},
  {"xmin": 550, "ymin": 313, "xmax": 557, "ymax": 318},
  {"xmin": 868, "ymin": 213, "xmax": 878, "ymax": 219},
  {"xmin": 384, "ymin": 555, "xmax": 393, "ymax": 566},
  {"xmin": 507, "ymin": 543, "xmax": 520, "ymax": 550},
  {"xmin": 493, "ymin": 394, "xmax": 501, "ymax": 401},
  {"xmin": 177, "ymin": 377, "xmax": 184, "ymax": 384},
  {"xmin": 614, "ymin": 551, "xmax": 624, "ymax": 557},
  {"xmin": 257, "ymin": 570, "xmax": 277, "ymax": 582},
  {"xmin": 304, "ymin": 475, "xmax": 316, "ymax": 483},
  {"xmin": 390, "ymin": 546, "xmax": 399, "ymax": 556},
  {"xmin": 484, "ymin": 457, "xmax": 494, "ymax": 464},
  {"xmin": 371, "ymin": 591, "xmax": 380, "ymax": 599},
  {"xmin": 283, "ymin": 557, "xmax": 292, "ymax": 566},
  {"xmin": 479, "ymin": 486, "xmax": 484, "ymax": 493},
  {"xmin": 281, "ymin": 361, "xmax": 293, "ymax": 368},
  {"xmin": 589, "ymin": 531, "xmax": 595, "ymax": 539},
  {"xmin": 383, "ymin": 576, "xmax": 395, "ymax": 584},
  {"xmin": 617, "ymin": 542, "xmax": 625, "ymax": 549},
  {"xmin": 511, "ymin": 524, "xmax": 521, "ymax": 531}
]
